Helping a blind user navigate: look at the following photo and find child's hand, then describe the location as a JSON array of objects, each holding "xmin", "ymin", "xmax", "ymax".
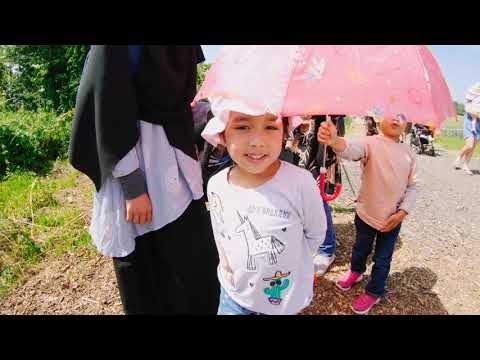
[
  {"xmin": 380, "ymin": 210, "xmax": 407, "ymax": 233},
  {"xmin": 126, "ymin": 193, "xmax": 153, "ymax": 225},
  {"xmin": 317, "ymin": 118, "xmax": 338, "ymax": 146}
]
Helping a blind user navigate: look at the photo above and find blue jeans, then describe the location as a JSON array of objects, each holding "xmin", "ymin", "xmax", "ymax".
[
  {"xmin": 317, "ymin": 201, "xmax": 336, "ymax": 257},
  {"xmin": 351, "ymin": 214, "xmax": 401, "ymax": 297},
  {"xmin": 217, "ymin": 287, "xmax": 263, "ymax": 315}
]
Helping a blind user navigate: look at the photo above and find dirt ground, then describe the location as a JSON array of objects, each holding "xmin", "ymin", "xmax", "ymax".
[{"xmin": 1, "ymin": 144, "xmax": 479, "ymax": 315}]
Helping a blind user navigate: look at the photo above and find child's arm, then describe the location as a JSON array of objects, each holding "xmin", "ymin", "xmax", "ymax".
[
  {"xmin": 398, "ymin": 155, "xmax": 418, "ymax": 215},
  {"xmin": 398, "ymin": 184, "xmax": 417, "ymax": 216},
  {"xmin": 301, "ymin": 172, "xmax": 327, "ymax": 253},
  {"xmin": 334, "ymin": 139, "xmax": 368, "ymax": 162},
  {"xmin": 206, "ymin": 181, "xmax": 235, "ymax": 286},
  {"xmin": 317, "ymin": 119, "xmax": 367, "ymax": 161}
]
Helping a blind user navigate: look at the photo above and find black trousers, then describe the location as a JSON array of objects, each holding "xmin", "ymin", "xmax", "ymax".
[{"xmin": 112, "ymin": 199, "xmax": 220, "ymax": 315}]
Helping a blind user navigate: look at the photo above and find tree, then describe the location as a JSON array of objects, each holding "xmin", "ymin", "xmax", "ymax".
[
  {"xmin": 0, "ymin": 46, "xmax": 211, "ymax": 114},
  {"xmin": 1, "ymin": 45, "xmax": 90, "ymax": 114},
  {"xmin": 454, "ymin": 101, "xmax": 465, "ymax": 116},
  {"xmin": 0, "ymin": 46, "xmax": 10, "ymax": 108}
]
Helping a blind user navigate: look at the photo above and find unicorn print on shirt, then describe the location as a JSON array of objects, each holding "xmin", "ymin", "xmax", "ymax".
[{"xmin": 235, "ymin": 211, "xmax": 285, "ymax": 271}]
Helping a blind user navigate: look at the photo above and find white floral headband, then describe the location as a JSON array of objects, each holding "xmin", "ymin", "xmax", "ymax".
[{"xmin": 200, "ymin": 97, "xmax": 304, "ymax": 147}]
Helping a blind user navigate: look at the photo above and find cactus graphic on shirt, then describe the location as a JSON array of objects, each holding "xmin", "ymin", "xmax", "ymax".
[{"xmin": 262, "ymin": 271, "xmax": 291, "ymax": 305}]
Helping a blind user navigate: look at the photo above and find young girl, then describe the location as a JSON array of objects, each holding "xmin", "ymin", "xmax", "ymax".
[
  {"xmin": 318, "ymin": 114, "xmax": 417, "ymax": 315},
  {"xmin": 203, "ymin": 98, "xmax": 327, "ymax": 315}
]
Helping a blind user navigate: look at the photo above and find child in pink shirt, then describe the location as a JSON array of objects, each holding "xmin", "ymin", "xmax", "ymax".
[{"xmin": 318, "ymin": 115, "xmax": 417, "ymax": 314}]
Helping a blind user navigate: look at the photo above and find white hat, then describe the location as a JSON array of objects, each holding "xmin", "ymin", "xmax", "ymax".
[
  {"xmin": 466, "ymin": 82, "xmax": 480, "ymax": 101},
  {"xmin": 201, "ymin": 97, "xmax": 304, "ymax": 147}
]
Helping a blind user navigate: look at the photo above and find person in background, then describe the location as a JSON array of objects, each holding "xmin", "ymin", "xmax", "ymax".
[{"xmin": 453, "ymin": 82, "xmax": 480, "ymax": 175}]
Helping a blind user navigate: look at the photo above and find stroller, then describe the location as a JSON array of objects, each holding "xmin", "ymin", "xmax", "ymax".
[{"xmin": 409, "ymin": 123, "xmax": 435, "ymax": 156}]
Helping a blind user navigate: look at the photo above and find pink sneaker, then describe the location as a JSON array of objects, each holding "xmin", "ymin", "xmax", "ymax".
[
  {"xmin": 351, "ymin": 293, "xmax": 381, "ymax": 315},
  {"xmin": 336, "ymin": 270, "xmax": 363, "ymax": 291}
]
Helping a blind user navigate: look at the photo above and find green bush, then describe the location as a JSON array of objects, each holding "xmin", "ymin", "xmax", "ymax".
[
  {"xmin": 197, "ymin": 63, "xmax": 211, "ymax": 90},
  {"xmin": 0, "ymin": 110, "xmax": 73, "ymax": 177},
  {"xmin": 0, "ymin": 47, "xmax": 212, "ymax": 179}
]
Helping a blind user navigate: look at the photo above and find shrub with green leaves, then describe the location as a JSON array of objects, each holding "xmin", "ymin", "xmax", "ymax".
[{"xmin": 0, "ymin": 110, "xmax": 73, "ymax": 177}]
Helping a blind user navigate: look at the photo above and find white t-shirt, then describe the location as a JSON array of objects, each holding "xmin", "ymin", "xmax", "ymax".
[{"xmin": 207, "ymin": 161, "xmax": 327, "ymax": 315}]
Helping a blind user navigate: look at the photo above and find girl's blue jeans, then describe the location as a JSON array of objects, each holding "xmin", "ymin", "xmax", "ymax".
[
  {"xmin": 217, "ymin": 287, "xmax": 263, "ymax": 315},
  {"xmin": 318, "ymin": 201, "xmax": 336, "ymax": 257},
  {"xmin": 351, "ymin": 214, "xmax": 401, "ymax": 297}
]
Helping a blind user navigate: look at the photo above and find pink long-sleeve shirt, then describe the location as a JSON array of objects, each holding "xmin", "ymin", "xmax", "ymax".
[{"xmin": 336, "ymin": 134, "xmax": 417, "ymax": 231}]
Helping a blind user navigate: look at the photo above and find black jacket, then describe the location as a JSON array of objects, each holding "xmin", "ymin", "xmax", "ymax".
[{"xmin": 69, "ymin": 45, "xmax": 204, "ymax": 191}]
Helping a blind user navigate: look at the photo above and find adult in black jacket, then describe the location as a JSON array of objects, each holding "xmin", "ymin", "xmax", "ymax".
[{"xmin": 69, "ymin": 46, "xmax": 219, "ymax": 315}]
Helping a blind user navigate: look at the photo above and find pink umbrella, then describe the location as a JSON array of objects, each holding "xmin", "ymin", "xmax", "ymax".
[
  {"xmin": 194, "ymin": 45, "xmax": 456, "ymax": 128},
  {"xmin": 194, "ymin": 45, "xmax": 456, "ymax": 201}
]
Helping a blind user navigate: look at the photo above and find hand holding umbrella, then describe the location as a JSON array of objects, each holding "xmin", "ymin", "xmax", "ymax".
[
  {"xmin": 318, "ymin": 118, "xmax": 344, "ymax": 150},
  {"xmin": 317, "ymin": 117, "xmax": 345, "ymax": 201}
]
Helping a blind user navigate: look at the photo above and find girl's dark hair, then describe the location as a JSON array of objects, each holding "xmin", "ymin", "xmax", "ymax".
[
  {"xmin": 281, "ymin": 117, "xmax": 291, "ymax": 150},
  {"xmin": 282, "ymin": 117, "xmax": 289, "ymax": 138}
]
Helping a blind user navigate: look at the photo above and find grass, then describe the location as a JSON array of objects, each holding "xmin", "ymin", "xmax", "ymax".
[
  {"xmin": 440, "ymin": 115, "xmax": 463, "ymax": 130},
  {"xmin": 330, "ymin": 203, "xmax": 355, "ymax": 214},
  {"xmin": 0, "ymin": 160, "xmax": 95, "ymax": 298},
  {"xmin": 435, "ymin": 135, "xmax": 480, "ymax": 158},
  {"xmin": 434, "ymin": 115, "xmax": 480, "ymax": 157}
]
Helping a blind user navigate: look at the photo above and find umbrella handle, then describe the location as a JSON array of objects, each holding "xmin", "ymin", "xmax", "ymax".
[
  {"xmin": 319, "ymin": 167, "xmax": 342, "ymax": 202},
  {"xmin": 319, "ymin": 116, "xmax": 342, "ymax": 202}
]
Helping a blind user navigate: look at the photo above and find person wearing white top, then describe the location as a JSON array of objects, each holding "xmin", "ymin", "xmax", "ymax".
[{"xmin": 202, "ymin": 98, "xmax": 327, "ymax": 315}]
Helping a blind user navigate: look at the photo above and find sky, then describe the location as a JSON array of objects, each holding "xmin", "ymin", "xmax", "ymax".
[{"xmin": 201, "ymin": 45, "xmax": 480, "ymax": 103}]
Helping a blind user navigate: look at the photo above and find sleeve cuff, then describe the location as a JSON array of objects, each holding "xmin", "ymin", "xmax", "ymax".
[
  {"xmin": 118, "ymin": 168, "xmax": 147, "ymax": 200},
  {"xmin": 112, "ymin": 146, "xmax": 140, "ymax": 178}
]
